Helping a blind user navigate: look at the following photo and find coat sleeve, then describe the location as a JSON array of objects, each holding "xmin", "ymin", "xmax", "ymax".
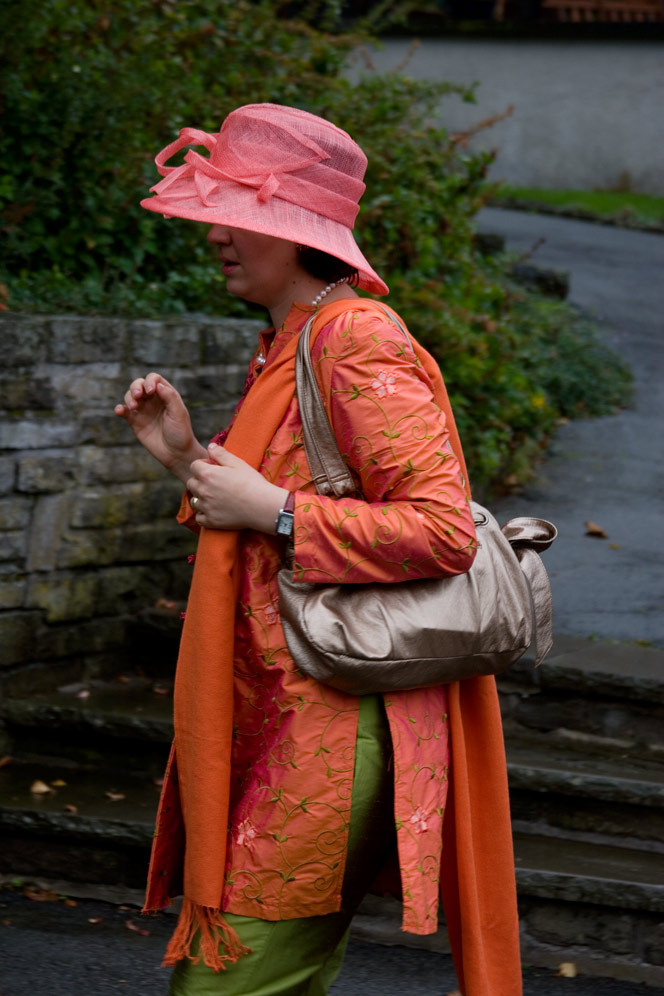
[{"xmin": 291, "ymin": 310, "xmax": 477, "ymax": 584}]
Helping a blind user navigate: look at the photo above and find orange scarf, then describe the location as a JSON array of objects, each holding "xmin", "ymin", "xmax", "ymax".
[{"xmin": 144, "ymin": 298, "xmax": 521, "ymax": 995}]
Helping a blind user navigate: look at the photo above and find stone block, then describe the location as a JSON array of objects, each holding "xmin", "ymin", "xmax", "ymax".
[
  {"xmin": 27, "ymin": 574, "xmax": 99, "ymax": 623},
  {"xmin": 25, "ymin": 494, "xmax": 70, "ymax": 572},
  {"xmin": 0, "ymin": 531, "xmax": 27, "ymax": 564},
  {"xmin": 80, "ymin": 414, "xmax": 138, "ymax": 446},
  {"xmin": 191, "ymin": 408, "xmax": 236, "ymax": 442},
  {"xmin": 200, "ymin": 319, "xmax": 260, "ymax": 365},
  {"xmin": 47, "ymin": 363, "xmax": 124, "ymax": 406},
  {"xmin": 642, "ymin": 918, "xmax": 664, "ymax": 966},
  {"xmin": 34, "ymin": 615, "xmax": 126, "ymax": 660},
  {"xmin": 522, "ymin": 900, "xmax": 635, "ymax": 956},
  {"xmin": 0, "ymin": 373, "xmax": 56, "ymax": 413},
  {"xmin": 57, "ymin": 521, "xmax": 194, "ymax": 569},
  {"xmin": 0, "ymin": 420, "xmax": 78, "ymax": 450},
  {"xmin": 79, "ymin": 446, "xmax": 170, "ymax": 486},
  {"xmin": 69, "ymin": 482, "xmax": 181, "ymax": 529},
  {"xmin": 177, "ymin": 365, "xmax": 248, "ymax": 406},
  {"xmin": 0, "ymin": 315, "xmax": 50, "ymax": 365},
  {"xmin": 48, "ymin": 316, "xmax": 130, "ymax": 363},
  {"xmin": 0, "ymin": 458, "xmax": 15, "ymax": 495},
  {"xmin": 0, "ymin": 611, "xmax": 40, "ymax": 667},
  {"xmin": 16, "ymin": 452, "xmax": 77, "ymax": 493},
  {"xmin": 0, "ymin": 575, "xmax": 26, "ymax": 610},
  {"xmin": 0, "ymin": 659, "xmax": 84, "ymax": 697},
  {"xmin": 0, "ymin": 498, "xmax": 32, "ymax": 531},
  {"xmin": 130, "ymin": 320, "xmax": 201, "ymax": 366}
]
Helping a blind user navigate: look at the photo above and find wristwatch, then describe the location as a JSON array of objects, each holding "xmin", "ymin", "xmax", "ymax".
[{"xmin": 275, "ymin": 490, "xmax": 295, "ymax": 537}]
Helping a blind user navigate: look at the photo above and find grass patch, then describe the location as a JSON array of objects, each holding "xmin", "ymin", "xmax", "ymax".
[{"xmin": 493, "ymin": 186, "xmax": 664, "ymax": 230}]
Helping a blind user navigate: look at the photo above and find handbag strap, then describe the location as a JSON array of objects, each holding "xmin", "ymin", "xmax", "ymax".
[
  {"xmin": 295, "ymin": 312, "xmax": 357, "ymax": 498},
  {"xmin": 295, "ymin": 304, "xmax": 558, "ymax": 668}
]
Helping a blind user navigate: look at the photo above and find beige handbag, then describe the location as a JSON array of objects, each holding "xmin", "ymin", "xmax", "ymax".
[{"xmin": 278, "ymin": 307, "xmax": 557, "ymax": 694}]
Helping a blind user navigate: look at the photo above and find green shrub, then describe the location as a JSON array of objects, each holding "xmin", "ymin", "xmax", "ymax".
[{"xmin": 0, "ymin": 0, "xmax": 631, "ymax": 494}]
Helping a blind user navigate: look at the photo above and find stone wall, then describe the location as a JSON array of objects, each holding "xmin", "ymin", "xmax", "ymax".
[
  {"xmin": 0, "ymin": 312, "xmax": 262, "ymax": 696},
  {"xmin": 365, "ymin": 39, "xmax": 664, "ymax": 195}
]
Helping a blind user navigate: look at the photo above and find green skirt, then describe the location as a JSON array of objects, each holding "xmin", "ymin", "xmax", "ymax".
[{"xmin": 169, "ymin": 694, "xmax": 395, "ymax": 996}]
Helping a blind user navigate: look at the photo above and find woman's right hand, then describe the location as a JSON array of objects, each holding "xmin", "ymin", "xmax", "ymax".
[{"xmin": 114, "ymin": 372, "xmax": 207, "ymax": 483}]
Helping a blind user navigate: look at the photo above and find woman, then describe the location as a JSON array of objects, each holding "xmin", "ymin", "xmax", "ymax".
[{"xmin": 116, "ymin": 103, "xmax": 521, "ymax": 996}]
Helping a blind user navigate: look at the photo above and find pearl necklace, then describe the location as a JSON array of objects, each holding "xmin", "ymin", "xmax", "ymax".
[{"xmin": 311, "ymin": 276, "xmax": 349, "ymax": 306}]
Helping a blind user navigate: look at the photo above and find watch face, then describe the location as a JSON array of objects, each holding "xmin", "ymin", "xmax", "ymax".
[{"xmin": 276, "ymin": 510, "xmax": 294, "ymax": 536}]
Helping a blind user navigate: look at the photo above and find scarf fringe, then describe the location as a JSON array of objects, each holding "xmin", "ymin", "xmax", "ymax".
[{"xmin": 162, "ymin": 898, "xmax": 252, "ymax": 972}]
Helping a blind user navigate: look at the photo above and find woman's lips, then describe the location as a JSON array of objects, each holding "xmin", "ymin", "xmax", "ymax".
[{"xmin": 220, "ymin": 260, "xmax": 239, "ymax": 275}]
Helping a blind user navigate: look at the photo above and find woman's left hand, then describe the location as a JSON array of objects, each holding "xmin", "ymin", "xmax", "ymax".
[{"xmin": 186, "ymin": 443, "xmax": 288, "ymax": 535}]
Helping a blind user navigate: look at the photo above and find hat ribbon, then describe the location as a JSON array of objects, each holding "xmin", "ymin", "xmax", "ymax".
[{"xmin": 149, "ymin": 127, "xmax": 361, "ymax": 227}]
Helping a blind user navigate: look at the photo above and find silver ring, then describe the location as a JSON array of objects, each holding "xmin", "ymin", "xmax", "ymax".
[{"xmin": 190, "ymin": 495, "xmax": 200, "ymax": 509}]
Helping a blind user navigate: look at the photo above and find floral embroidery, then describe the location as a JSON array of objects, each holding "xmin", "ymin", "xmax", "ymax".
[
  {"xmin": 263, "ymin": 604, "xmax": 279, "ymax": 626},
  {"xmin": 235, "ymin": 819, "xmax": 258, "ymax": 846},
  {"xmin": 409, "ymin": 807, "xmax": 430, "ymax": 834},
  {"xmin": 371, "ymin": 369, "xmax": 398, "ymax": 398}
]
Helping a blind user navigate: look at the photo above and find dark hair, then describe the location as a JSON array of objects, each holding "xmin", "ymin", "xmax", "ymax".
[{"xmin": 297, "ymin": 246, "xmax": 359, "ymax": 286}]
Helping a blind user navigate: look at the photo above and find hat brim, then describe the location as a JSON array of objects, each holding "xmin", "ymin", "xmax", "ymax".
[{"xmin": 140, "ymin": 187, "xmax": 388, "ymax": 296}]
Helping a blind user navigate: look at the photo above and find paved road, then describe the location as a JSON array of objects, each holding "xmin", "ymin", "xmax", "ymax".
[
  {"xmin": 478, "ymin": 207, "xmax": 664, "ymax": 647},
  {"xmin": 1, "ymin": 892, "xmax": 662, "ymax": 996}
]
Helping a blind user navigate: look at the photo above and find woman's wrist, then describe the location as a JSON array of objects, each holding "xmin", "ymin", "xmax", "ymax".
[{"xmin": 170, "ymin": 441, "xmax": 208, "ymax": 484}]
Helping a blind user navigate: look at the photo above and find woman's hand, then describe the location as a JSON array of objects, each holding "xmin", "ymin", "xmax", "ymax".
[
  {"xmin": 187, "ymin": 443, "xmax": 288, "ymax": 534},
  {"xmin": 114, "ymin": 373, "xmax": 207, "ymax": 483}
]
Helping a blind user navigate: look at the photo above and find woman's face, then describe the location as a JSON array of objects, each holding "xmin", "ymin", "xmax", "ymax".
[{"xmin": 207, "ymin": 224, "xmax": 307, "ymax": 313}]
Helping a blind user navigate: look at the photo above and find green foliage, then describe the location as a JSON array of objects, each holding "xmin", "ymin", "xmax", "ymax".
[{"xmin": 0, "ymin": 0, "xmax": 631, "ymax": 493}]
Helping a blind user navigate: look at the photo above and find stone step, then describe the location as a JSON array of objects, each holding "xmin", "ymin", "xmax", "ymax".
[
  {"xmin": 2, "ymin": 757, "xmax": 663, "ymax": 902},
  {"xmin": 0, "ymin": 678, "xmax": 173, "ymax": 774},
  {"xmin": 498, "ymin": 636, "xmax": 664, "ymax": 754},
  {"xmin": 0, "ymin": 760, "xmax": 157, "ymax": 889},
  {"xmin": 513, "ymin": 831, "xmax": 664, "ymax": 912},
  {"xmin": 506, "ymin": 741, "xmax": 664, "ymax": 810}
]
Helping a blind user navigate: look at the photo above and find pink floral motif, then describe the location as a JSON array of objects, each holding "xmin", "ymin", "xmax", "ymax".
[
  {"xmin": 408, "ymin": 807, "xmax": 429, "ymax": 834},
  {"xmin": 371, "ymin": 370, "xmax": 398, "ymax": 399},
  {"xmin": 235, "ymin": 819, "xmax": 258, "ymax": 846},
  {"xmin": 263, "ymin": 604, "xmax": 279, "ymax": 625}
]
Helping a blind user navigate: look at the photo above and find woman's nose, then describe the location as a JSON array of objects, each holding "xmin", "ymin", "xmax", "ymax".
[{"xmin": 207, "ymin": 224, "xmax": 231, "ymax": 245}]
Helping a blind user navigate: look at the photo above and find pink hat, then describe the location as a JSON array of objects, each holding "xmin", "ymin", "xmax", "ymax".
[{"xmin": 140, "ymin": 103, "xmax": 388, "ymax": 296}]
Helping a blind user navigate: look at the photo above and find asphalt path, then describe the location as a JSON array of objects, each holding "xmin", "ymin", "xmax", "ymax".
[
  {"xmin": 477, "ymin": 207, "xmax": 664, "ymax": 647},
  {"xmin": 1, "ymin": 892, "xmax": 662, "ymax": 996}
]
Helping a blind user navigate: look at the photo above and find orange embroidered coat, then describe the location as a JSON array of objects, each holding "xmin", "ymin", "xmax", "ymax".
[
  {"xmin": 213, "ymin": 302, "xmax": 477, "ymax": 930},
  {"xmin": 146, "ymin": 301, "xmax": 521, "ymax": 994}
]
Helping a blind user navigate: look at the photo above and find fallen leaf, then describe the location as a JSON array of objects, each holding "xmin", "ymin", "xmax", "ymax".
[
  {"xmin": 1, "ymin": 918, "xmax": 11, "ymax": 926},
  {"xmin": 155, "ymin": 598, "xmax": 178, "ymax": 611},
  {"xmin": 115, "ymin": 674, "xmax": 130, "ymax": 683},
  {"xmin": 152, "ymin": 684, "xmax": 170, "ymax": 695},
  {"xmin": 557, "ymin": 962, "xmax": 578, "ymax": 978},
  {"xmin": 446, "ymin": 991, "xmax": 462, "ymax": 996},
  {"xmin": 609, "ymin": 543, "xmax": 620, "ymax": 549},
  {"xmin": 118, "ymin": 905, "xmax": 132, "ymax": 911},
  {"xmin": 63, "ymin": 803, "xmax": 78, "ymax": 815},
  {"xmin": 23, "ymin": 888, "xmax": 58, "ymax": 902},
  {"xmin": 105, "ymin": 791, "xmax": 126, "ymax": 802},
  {"xmin": 153, "ymin": 776, "xmax": 164, "ymax": 788},
  {"xmin": 30, "ymin": 779, "xmax": 54, "ymax": 795},
  {"xmin": 125, "ymin": 918, "xmax": 150, "ymax": 936},
  {"xmin": 88, "ymin": 916, "xmax": 103, "ymax": 924},
  {"xmin": 76, "ymin": 689, "xmax": 91, "ymax": 700},
  {"xmin": 0, "ymin": 756, "xmax": 13, "ymax": 769},
  {"xmin": 50, "ymin": 779, "xmax": 67, "ymax": 787},
  {"xmin": 63, "ymin": 898, "xmax": 77, "ymax": 908},
  {"xmin": 585, "ymin": 520, "xmax": 608, "ymax": 538}
]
